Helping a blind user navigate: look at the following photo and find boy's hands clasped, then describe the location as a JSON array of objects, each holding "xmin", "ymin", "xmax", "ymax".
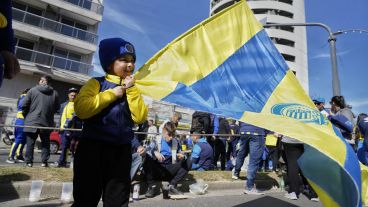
[
  {"xmin": 112, "ymin": 75, "xmax": 135, "ymax": 98},
  {"xmin": 124, "ymin": 75, "xmax": 135, "ymax": 88}
]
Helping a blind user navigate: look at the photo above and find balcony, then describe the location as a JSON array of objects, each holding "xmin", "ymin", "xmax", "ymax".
[
  {"xmin": 61, "ymin": 0, "xmax": 104, "ymax": 15},
  {"xmin": 12, "ymin": 8, "xmax": 98, "ymax": 44},
  {"xmin": 15, "ymin": 46, "xmax": 93, "ymax": 75}
]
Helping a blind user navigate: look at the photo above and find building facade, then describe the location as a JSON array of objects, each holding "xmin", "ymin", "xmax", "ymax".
[
  {"xmin": 0, "ymin": 0, "xmax": 104, "ymax": 125},
  {"xmin": 210, "ymin": 0, "xmax": 309, "ymax": 92}
]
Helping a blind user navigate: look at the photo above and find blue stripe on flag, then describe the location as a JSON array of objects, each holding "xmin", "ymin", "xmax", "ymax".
[
  {"xmin": 163, "ymin": 29, "xmax": 288, "ymax": 118},
  {"xmin": 332, "ymin": 126, "xmax": 362, "ymax": 207},
  {"xmin": 299, "ymin": 144, "xmax": 360, "ymax": 207}
]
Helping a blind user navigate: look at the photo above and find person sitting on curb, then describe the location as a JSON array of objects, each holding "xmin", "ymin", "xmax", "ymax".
[
  {"xmin": 144, "ymin": 121, "xmax": 191, "ymax": 198},
  {"xmin": 190, "ymin": 130, "xmax": 214, "ymax": 171}
]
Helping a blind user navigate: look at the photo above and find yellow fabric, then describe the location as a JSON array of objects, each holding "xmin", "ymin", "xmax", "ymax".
[
  {"xmin": 60, "ymin": 102, "xmax": 75, "ymax": 129},
  {"xmin": 0, "ymin": 13, "xmax": 7, "ymax": 28},
  {"xmin": 308, "ymin": 179, "xmax": 340, "ymax": 207},
  {"xmin": 8, "ymin": 143, "xmax": 15, "ymax": 157},
  {"xmin": 361, "ymin": 163, "xmax": 368, "ymax": 205},
  {"xmin": 16, "ymin": 144, "xmax": 23, "ymax": 157},
  {"xmin": 134, "ymin": 1, "xmax": 262, "ymax": 99},
  {"xmin": 74, "ymin": 78, "xmax": 117, "ymax": 119},
  {"xmin": 265, "ymin": 134, "xmax": 278, "ymax": 146},
  {"xmin": 16, "ymin": 111, "xmax": 24, "ymax": 119},
  {"xmin": 75, "ymin": 75, "xmax": 148, "ymax": 124},
  {"xmin": 126, "ymin": 86, "xmax": 148, "ymax": 124},
  {"xmin": 261, "ymin": 70, "xmax": 316, "ymax": 113},
  {"xmin": 105, "ymin": 74, "xmax": 123, "ymax": 85},
  {"xmin": 241, "ymin": 71, "xmax": 347, "ymax": 166}
]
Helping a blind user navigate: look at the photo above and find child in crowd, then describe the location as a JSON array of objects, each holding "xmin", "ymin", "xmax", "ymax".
[{"xmin": 190, "ymin": 130, "xmax": 214, "ymax": 171}]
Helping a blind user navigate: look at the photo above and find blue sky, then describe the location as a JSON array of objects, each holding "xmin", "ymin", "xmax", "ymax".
[{"xmin": 93, "ymin": 0, "xmax": 368, "ymax": 114}]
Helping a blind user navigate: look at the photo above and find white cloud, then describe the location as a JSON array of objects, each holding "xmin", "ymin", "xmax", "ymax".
[
  {"xmin": 310, "ymin": 49, "xmax": 351, "ymax": 59},
  {"xmin": 104, "ymin": 4, "xmax": 145, "ymax": 33},
  {"xmin": 349, "ymin": 99, "xmax": 368, "ymax": 108}
]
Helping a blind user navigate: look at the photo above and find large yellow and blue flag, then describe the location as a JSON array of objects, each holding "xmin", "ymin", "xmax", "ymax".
[{"xmin": 135, "ymin": 1, "xmax": 367, "ymax": 206}]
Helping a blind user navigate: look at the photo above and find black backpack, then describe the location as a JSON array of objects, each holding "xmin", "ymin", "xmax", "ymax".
[{"xmin": 191, "ymin": 111, "xmax": 211, "ymax": 134}]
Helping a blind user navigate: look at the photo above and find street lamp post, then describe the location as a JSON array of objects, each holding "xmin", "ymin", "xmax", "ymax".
[{"xmin": 264, "ymin": 23, "xmax": 341, "ymax": 96}]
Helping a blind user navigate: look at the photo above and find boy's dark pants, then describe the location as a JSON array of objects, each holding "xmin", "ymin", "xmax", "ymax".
[
  {"xmin": 72, "ymin": 139, "xmax": 132, "ymax": 207},
  {"xmin": 143, "ymin": 155, "xmax": 190, "ymax": 186}
]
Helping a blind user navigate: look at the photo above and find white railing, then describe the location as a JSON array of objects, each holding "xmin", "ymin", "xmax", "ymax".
[
  {"xmin": 15, "ymin": 46, "xmax": 93, "ymax": 75},
  {"xmin": 12, "ymin": 8, "xmax": 98, "ymax": 44},
  {"xmin": 61, "ymin": 0, "xmax": 104, "ymax": 15}
]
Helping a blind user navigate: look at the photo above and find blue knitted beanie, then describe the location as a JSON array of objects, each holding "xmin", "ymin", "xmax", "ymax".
[{"xmin": 99, "ymin": 38, "xmax": 136, "ymax": 71}]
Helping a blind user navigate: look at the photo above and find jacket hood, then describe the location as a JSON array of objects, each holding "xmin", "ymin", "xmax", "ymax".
[{"xmin": 36, "ymin": 85, "xmax": 54, "ymax": 94}]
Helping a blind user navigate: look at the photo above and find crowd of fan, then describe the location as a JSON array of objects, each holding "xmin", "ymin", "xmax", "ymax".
[{"xmin": 3, "ymin": 37, "xmax": 368, "ymax": 206}]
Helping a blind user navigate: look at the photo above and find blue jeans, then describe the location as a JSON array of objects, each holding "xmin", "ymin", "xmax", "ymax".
[
  {"xmin": 234, "ymin": 134, "xmax": 265, "ymax": 189},
  {"xmin": 58, "ymin": 131, "xmax": 71, "ymax": 165},
  {"xmin": 130, "ymin": 153, "xmax": 143, "ymax": 179}
]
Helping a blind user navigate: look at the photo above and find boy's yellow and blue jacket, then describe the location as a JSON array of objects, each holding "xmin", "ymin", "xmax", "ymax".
[{"xmin": 74, "ymin": 74, "xmax": 148, "ymax": 144}]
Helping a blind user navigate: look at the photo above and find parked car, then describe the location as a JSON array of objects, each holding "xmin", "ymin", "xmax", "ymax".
[{"xmin": 36, "ymin": 131, "xmax": 62, "ymax": 154}]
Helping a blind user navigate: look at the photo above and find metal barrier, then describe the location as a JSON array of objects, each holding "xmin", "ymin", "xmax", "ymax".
[{"xmin": 0, "ymin": 124, "xmax": 241, "ymax": 137}]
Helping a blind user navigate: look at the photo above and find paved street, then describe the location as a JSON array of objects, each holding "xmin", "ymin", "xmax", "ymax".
[{"xmin": 0, "ymin": 189, "xmax": 323, "ymax": 207}]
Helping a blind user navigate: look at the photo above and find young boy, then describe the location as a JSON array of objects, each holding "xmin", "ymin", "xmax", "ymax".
[
  {"xmin": 144, "ymin": 121, "xmax": 190, "ymax": 198},
  {"xmin": 72, "ymin": 38, "xmax": 148, "ymax": 207},
  {"xmin": 190, "ymin": 130, "xmax": 214, "ymax": 171}
]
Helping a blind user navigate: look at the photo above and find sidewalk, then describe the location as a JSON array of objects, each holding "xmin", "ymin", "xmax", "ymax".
[{"xmin": 0, "ymin": 166, "xmax": 281, "ymax": 199}]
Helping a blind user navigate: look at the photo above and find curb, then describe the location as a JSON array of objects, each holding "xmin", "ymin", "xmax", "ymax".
[{"xmin": 0, "ymin": 179, "xmax": 279, "ymax": 199}]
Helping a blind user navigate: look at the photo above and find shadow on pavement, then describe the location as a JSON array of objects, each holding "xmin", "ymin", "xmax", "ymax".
[
  {"xmin": 0, "ymin": 173, "xmax": 30, "ymax": 202},
  {"xmin": 20, "ymin": 204, "xmax": 63, "ymax": 207},
  {"xmin": 232, "ymin": 196, "xmax": 298, "ymax": 207}
]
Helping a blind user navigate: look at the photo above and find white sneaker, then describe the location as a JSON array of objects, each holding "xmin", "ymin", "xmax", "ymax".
[
  {"xmin": 232, "ymin": 170, "xmax": 239, "ymax": 180},
  {"xmin": 284, "ymin": 192, "xmax": 298, "ymax": 200},
  {"xmin": 311, "ymin": 197, "xmax": 319, "ymax": 202},
  {"xmin": 243, "ymin": 187, "xmax": 264, "ymax": 195}
]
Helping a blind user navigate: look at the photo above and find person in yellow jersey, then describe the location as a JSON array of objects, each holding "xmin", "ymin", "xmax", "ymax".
[
  {"xmin": 6, "ymin": 88, "xmax": 29, "ymax": 163},
  {"xmin": 53, "ymin": 87, "xmax": 78, "ymax": 167},
  {"xmin": 72, "ymin": 38, "xmax": 148, "ymax": 207}
]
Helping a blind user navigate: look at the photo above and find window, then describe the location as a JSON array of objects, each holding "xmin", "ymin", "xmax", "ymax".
[
  {"xmin": 282, "ymin": 53, "xmax": 295, "ymax": 62},
  {"xmin": 15, "ymin": 39, "xmax": 35, "ymax": 61},
  {"xmin": 53, "ymin": 48, "xmax": 82, "ymax": 72},
  {"xmin": 23, "ymin": 5, "xmax": 43, "ymax": 27},
  {"xmin": 60, "ymin": 17, "xmax": 88, "ymax": 40},
  {"xmin": 13, "ymin": 2, "xmax": 26, "ymax": 11},
  {"xmin": 279, "ymin": 0, "xmax": 293, "ymax": 5},
  {"xmin": 267, "ymin": 23, "xmax": 295, "ymax": 33},
  {"xmin": 271, "ymin": 37, "xmax": 295, "ymax": 47},
  {"xmin": 253, "ymin": 9, "xmax": 294, "ymax": 19}
]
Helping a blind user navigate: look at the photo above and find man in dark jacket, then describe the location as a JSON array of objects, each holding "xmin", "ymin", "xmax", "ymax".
[
  {"xmin": 22, "ymin": 75, "xmax": 60, "ymax": 167},
  {"xmin": 213, "ymin": 115, "xmax": 230, "ymax": 170}
]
